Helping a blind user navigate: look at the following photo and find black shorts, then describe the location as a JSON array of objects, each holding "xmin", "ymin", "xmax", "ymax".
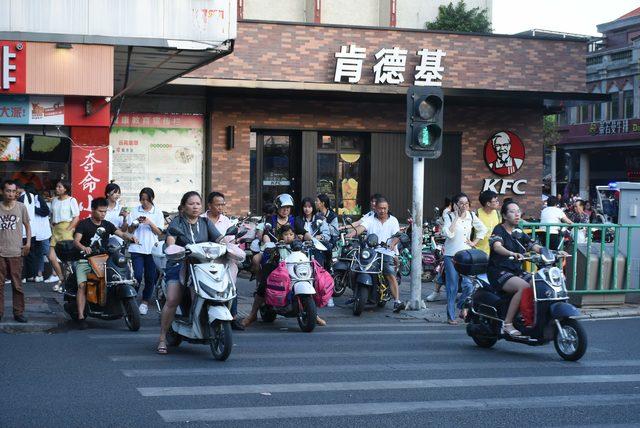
[{"xmin": 487, "ymin": 269, "xmax": 532, "ymax": 291}]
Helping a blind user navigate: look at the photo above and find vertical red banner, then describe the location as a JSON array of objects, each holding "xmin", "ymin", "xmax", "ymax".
[{"xmin": 71, "ymin": 145, "xmax": 110, "ymax": 219}]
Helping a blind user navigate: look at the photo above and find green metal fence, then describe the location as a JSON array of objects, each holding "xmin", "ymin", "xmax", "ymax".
[{"xmin": 519, "ymin": 222, "xmax": 640, "ymax": 294}]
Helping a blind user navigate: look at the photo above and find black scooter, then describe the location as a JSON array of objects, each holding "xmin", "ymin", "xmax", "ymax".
[
  {"xmin": 455, "ymin": 241, "xmax": 587, "ymax": 361},
  {"xmin": 61, "ymin": 228, "xmax": 140, "ymax": 331}
]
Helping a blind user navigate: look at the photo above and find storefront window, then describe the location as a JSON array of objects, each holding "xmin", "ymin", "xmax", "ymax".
[
  {"xmin": 262, "ymin": 135, "xmax": 292, "ymax": 206},
  {"xmin": 593, "ymin": 103, "xmax": 602, "ymax": 121},
  {"xmin": 317, "ymin": 133, "xmax": 368, "ymax": 216},
  {"xmin": 249, "ymin": 132, "xmax": 257, "ymax": 214},
  {"xmin": 624, "ymin": 90, "xmax": 634, "ymax": 119},
  {"xmin": 610, "ymin": 92, "xmax": 620, "ymax": 119}
]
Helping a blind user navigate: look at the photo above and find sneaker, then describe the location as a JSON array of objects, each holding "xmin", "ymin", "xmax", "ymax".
[
  {"xmin": 35, "ymin": 276, "xmax": 44, "ymax": 283},
  {"xmin": 393, "ymin": 301, "xmax": 406, "ymax": 313},
  {"xmin": 426, "ymin": 291, "xmax": 441, "ymax": 302},
  {"xmin": 26, "ymin": 277, "xmax": 35, "ymax": 282},
  {"xmin": 52, "ymin": 283, "xmax": 61, "ymax": 293},
  {"xmin": 231, "ymin": 319, "xmax": 245, "ymax": 331},
  {"xmin": 21, "ymin": 278, "xmax": 26, "ymax": 284},
  {"xmin": 77, "ymin": 319, "xmax": 89, "ymax": 330},
  {"xmin": 139, "ymin": 303, "xmax": 149, "ymax": 315},
  {"xmin": 4, "ymin": 280, "xmax": 10, "ymax": 285},
  {"xmin": 327, "ymin": 298, "xmax": 335, "ymax": 308},
  {"xmin": 44, "ymin": 275, "xmax": 60, "ymax": 283}
]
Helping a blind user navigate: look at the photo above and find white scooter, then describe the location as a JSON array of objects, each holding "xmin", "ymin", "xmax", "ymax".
[
  {"xmin": 156, "ymin": 226, "xmax": 245, "ymax": 361},
  {"xmin": 259, "ymin": 224, "xmax": 322, "ymax": 332}
]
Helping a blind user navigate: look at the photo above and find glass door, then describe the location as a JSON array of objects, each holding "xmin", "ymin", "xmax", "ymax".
[{"xmin": 254, "ymin": 131, "xmax": 301, "ymax": 214}]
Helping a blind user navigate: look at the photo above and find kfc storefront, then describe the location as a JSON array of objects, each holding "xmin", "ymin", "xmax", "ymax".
[
  {"xmin": 0, "ymin": 40, "xmax": 112, "ymax": 216},
  {"xmin": 168, "ymin": 21, "xmax": 592, "ymax": 217}
]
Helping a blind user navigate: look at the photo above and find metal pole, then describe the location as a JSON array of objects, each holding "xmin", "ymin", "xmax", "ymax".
[
  {"xmin": 407, "ymin": 157, "xmax": 426, "ymax": 310},
  {"xmin": 550, "ymin": 145, "xmax": 557, "ymax": 197}
]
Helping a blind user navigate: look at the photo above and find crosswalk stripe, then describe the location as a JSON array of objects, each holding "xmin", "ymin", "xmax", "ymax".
[
  {"xmin": 138, "ymin": 373, "xmax": 640, "ymax": 397},
  {"xmin": 88, "ymin": 329, "xmax": 465, "ymax": 340},
  {"xmin": 157, "ymin": 393, "xmax": 640, "ymax": 422},
  {"xmin": 124, "ymin": 359, "xmax": 640, "ymax": 378},
  {"xmin": 134, "ymin": 321, "xmax": 443, "ymax": 331}
]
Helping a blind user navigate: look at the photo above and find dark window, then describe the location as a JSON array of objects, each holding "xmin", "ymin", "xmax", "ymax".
[
  {"xmin": 593, "ymin": 103, "xmax": 602, "ymax": 121},
  {"xmin": 610, "ymin": 92, "xmax": 620, "ymax": 120},
  {"xmin": 624, "ymin": 90, "xmax": 634, "ymax": 119}
]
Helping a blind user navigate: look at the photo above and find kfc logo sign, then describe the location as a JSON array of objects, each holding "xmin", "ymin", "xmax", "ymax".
[
  {"xmin": 483, "ymin": 131, "xmax": 525, "ymax": 176},
  {"xmin": 0, "ymin": 41, "xmax": 26, "ymax": 93}
]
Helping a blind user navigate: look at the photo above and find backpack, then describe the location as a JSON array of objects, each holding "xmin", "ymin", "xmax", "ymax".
[
  {"xmin": 312, "ymin": 259, "xmax": 334, "ymax": 307},
  {"xmin": 265, "ymin": 261, "xmax": 291, "ymax": 307}
]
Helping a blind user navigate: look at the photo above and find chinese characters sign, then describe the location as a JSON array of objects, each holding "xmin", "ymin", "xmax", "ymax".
[
  {"xmin": 71, "ymin": 146, "xmax": 109, "ymax": 218},
  {"xmin": 588, "ymin": 119, "xmax": 629, "ymax": 135},
  {"xmin": 334, "ymin": 45, "xmax": 446, "ymax": 86},
  {"xmin": 1, "ymin": 41, "xmax": 26, "ymax": 93},
  {"xmin": 0, "ymin": 95, "xmax": 65, "ymax": 125}
]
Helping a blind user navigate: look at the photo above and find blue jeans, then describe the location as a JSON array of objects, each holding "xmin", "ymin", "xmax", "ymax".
[
  {"xmin": 131, "ymin": 253, "xmax": 157, "ymax": 302},
  {"xmin": 37, "ymin": 238, "xmax": 50, "ymax": 274},
  {"xmin": 443, "ymin": 255, "xmax": 473, "ymax": 321}
]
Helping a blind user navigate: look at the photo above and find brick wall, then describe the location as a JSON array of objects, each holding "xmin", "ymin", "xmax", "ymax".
[
  {"xmin": 189, "ymin": 21, "xmax": 586, "ymax": 93},
  {"xmin": 210, "ymin": 97, "xmax": 542, "ymax": 215}
]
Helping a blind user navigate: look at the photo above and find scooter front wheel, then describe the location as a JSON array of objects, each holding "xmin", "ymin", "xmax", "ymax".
[
  {"xmin": 332, "ymin": 272, "xmax": 348, "ymax": 297},
  {"xmin": 297, "ymin": 295, "xmax": 317, "ymax": 333},
  {"xmin": 209, "ymin": 320, "xmax": 233, "ymax": 361},
  {"xmin": 123, "ymin": 298, "xmax": 141, "ymax": 332},
  {"xmin": 353, "ymin": 286, "xmax": 368, "ymax": 316},
  {"xmin": 554, "ymin": 318, "xmax": 587, "ymax": 361}
]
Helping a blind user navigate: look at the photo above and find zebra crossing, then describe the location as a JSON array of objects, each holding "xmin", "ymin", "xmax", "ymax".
[{"xmin": 88, "ymin": 318, "xmax": 640, "ymax": 426}]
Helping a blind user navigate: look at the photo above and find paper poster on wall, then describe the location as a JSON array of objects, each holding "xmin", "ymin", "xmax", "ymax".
[
  {"xmin": 29, "ymin": 96, "xmax": 65, "ymax": 125},
  {"xmin": 109, "ymin": 113, "xmax": 204, "ymax": 213}
]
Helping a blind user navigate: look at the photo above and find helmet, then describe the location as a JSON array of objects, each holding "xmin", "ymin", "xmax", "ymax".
[{"xmin": 274, "ymin": 194, "xmax": 294, "ymax": 210}]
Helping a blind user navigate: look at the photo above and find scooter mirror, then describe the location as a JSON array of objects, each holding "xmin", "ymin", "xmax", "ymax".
[
  {"xmin": 236, "ymin": 229, "xmax": 248, "ymax": 239},
  {"xmin": 96, "ymin": 227, "xmax": 106, "ymax": 236},
  {"xmin": 225, "ymin": 226, "xmax": 239, "ymax": 236},
  {"xmin": 291, "ymin": 240, "xmax": 303, "ymax": 252},
  {"xmin": 264, "ymin": 223, "xmax": 273, "ymax": 231},
  {"xmin": 345, "ymin": 217, "xmax": 353, "ymax": 224},
  {"xmin": 512, "ymin": 228, "xmax": 523, "ymax": 240}
]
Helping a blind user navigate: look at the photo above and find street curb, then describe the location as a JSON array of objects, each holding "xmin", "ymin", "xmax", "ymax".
[
  {"xmin": 575, "ymin": 307, "xmax": 640, "ymax": 320},
  {"xmin": 0, "ymin": 320, "xmax": 66, "ymax": 334}
]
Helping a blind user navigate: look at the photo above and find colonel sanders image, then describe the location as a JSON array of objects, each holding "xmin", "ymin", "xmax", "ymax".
[{"xmin": 488, "ymin": 131, "xmax": 524, "ymax": 176}]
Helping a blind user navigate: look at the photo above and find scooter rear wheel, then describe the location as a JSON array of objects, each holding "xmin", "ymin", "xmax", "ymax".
[
  {"xmin": 166, "ymin": 326, "xmax": 182, "ymax": 347},
  {"xmin": 471, "ymin": 335, "xmax": 498, "ymax": 348},
  {"xmin": 554, "ymin": 318, "xmax": 587, "ymax": 361},
  {"xmin": 259, "ymin": 306, "xmax": 277, "ymax": 323},
  {"xmin": 209, "ymin": 320, "xmax": 233, "ymax": 361},
  {"xmin": 123, "ymin": 298, "xmax": 141, "ymax": 332}
]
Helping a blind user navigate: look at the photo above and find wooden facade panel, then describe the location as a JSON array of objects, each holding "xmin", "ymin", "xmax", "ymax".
[
  {"xmin": 370, "ymin": 132, "xmax": 461, "ymax": 218},
  {"xmin": 26, "ymin": 42, "xmax": 113, "ymax": 96}
]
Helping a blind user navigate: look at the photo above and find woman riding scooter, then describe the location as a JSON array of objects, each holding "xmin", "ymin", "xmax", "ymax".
[
  {"xmin": 157, "ymin": 191, "xmax": 222, "ymax": 354},
  {"xmin": 488, "ymin": 200, "xmax": 567, "ymax": 337}
]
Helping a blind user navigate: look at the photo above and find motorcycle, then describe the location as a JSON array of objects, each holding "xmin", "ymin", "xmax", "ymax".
[
  {"xmin": 457, "ymin": 236, "xmax": 587, "ymax": 361},
  {"xmin": 345, "ymin": 219, "xmax": 408, "ymax": 316},
  {"xmin": 331, "ymin": 222, "xmax": 359, "ymax": 297},
  {"xmin": 157, "ymin": 226, "xmax": 245, "ymax": 361},
  {"xmin": 259, "ymin": 238, "xmax": 320, "ymax": 332},
  {"xmin": 61, "ymin": 228, "xmax": 140, "ymax": 331}
]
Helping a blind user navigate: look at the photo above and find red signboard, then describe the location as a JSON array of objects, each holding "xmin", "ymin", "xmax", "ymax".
[
  {"xmin": 71, "ymin": 145, "xmax": 110, "ymax": 219},
  {"xmin": 0, "ymin": 40, "xmax": 27, "ymax": 94},
  {"xmin": 483, "ymin": 131, "xmax": 526, "ymax": 176}
]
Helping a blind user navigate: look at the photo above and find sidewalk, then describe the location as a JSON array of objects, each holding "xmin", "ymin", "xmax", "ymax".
[
  {"xmin": 3, "ymin": 276, "xmax": 640, "ymax": 334},
  {"xmin": 1, "ymin": 281, "xmax": 68, "ymax": 334}
]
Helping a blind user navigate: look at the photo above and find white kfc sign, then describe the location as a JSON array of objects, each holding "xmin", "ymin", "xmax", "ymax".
[{"xmin": 334, "ymin": 45, "xmax": 446, "ymax": 86}]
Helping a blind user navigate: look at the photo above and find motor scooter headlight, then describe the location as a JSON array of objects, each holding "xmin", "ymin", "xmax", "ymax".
[
  {"xmin": 293, "ymin": 263, "xmax": 312, "ymax": 279},
  {"xmin": 361, "ymin": 250, "xmax": 372, "ymax": 260},
  {"xmin": 548, "ymin": 267, "xmax": 564, "ymax": 287}
]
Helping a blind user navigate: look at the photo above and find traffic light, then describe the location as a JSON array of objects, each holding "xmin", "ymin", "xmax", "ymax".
[{"xmin": 405, "ymin": 86, "xmax": 444, "ymax": 158}]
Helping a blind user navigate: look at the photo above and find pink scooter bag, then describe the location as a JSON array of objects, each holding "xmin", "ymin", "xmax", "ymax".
[
  {"xmin": 265, "ymin": 261, "xmax": 291, "ymax": 307},
  {"xmin": 312, "ymin": 259, "xmax": 334, "ymax": 308}
]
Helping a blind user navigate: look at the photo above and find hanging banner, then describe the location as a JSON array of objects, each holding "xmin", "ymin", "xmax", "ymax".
[
  {"xmin": 110, "ymin": 113, "xmax": 204, "ymax": 213},
  {"xmin": 0, "ymin": 95, "xmax": 29, "ymax": 124},
  {"xmin": 71, "ymin": 145, "xmax": 110, "ymax": 219}
]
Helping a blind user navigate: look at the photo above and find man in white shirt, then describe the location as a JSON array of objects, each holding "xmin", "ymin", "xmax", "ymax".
[
  {"xmin": 539, "ymin": 196, "xmax": 573, "ymax": 249},
  {"xmin": 348, "ymin": 197, "xmax": 405, "ymax": 312}
]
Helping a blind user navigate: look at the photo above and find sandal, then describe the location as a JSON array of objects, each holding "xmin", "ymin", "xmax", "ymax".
[
  {"xmin": 447, "ymin": 319, "xmax": 459, "ymax": 325},
  {"xmin": 503, "ymin": 323, "xmax": 522, "ymax": 337},
  {"xmin": 316, "ymin": 316, "xmax": 327, "ymax": 326},
  {"xmin": 157, "ymin": 341, "xmax": 168, "ymax": 355}
]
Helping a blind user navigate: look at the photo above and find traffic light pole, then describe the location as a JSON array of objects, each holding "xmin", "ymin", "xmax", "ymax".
[{"xmin": 407, "ymin": 157, "xmax": 426, "ymax": 310}]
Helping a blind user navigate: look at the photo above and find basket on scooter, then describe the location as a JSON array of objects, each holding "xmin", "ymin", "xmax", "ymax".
[{"xmin": 453, "ymin": 249, "xmax": 488, "ymax": 276}]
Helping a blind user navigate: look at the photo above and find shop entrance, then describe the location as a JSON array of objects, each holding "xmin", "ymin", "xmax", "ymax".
[{"xmin": 252, "ymin": 131, "xmax": 302, "ymax": 214}]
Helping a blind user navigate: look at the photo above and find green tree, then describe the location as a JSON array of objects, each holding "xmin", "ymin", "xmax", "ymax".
[{"xmin": 425, "ymin": 1, "xmax": 492, "ymax": 33}]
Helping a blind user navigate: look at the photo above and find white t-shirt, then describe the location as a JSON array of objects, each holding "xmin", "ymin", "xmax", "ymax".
[
  {"xmin": 32, "ymin": 195, "xmax": 52, "ymax": 241},
  {"xmin": 105, "ymin": 201, "xmax": 124, "ymax": 230},
  {"xmin": 51, "ymin": 197, "xmax": 79, "ymax": 224},
  {"xmin": 361, "ymin": 214, "xmax": 400, "ymax": 253},
  {"xmin": 20, "ymin": 192, "xmax": 36, "ymax": 239},
  {"xmin": 540, "ymin": 206, "xmax": 566, "ymax": 234},
  {"xmin": 127, "ymin": 205, "xmax": 165, "ymax": 255}
]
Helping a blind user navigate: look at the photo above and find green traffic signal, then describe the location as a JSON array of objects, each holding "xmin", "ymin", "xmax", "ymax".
[{"xmin": 418, "ymin": 126, "xmax": 431, "ymax": 147}]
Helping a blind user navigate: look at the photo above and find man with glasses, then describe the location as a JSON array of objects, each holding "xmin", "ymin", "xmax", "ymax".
[{"xmin": 476, "ymin": 190, "xmax": 501, "ymax": 255}]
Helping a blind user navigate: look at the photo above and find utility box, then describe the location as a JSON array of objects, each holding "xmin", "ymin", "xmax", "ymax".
[{"xmin": 615, "ymin": 182, "xmax": 640, "ymax": 290}]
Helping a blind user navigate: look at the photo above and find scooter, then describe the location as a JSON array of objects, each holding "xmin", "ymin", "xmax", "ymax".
[
  {"xmin": 456, "ymin": 239, "xmax": 587, "ymax": 361},
  {"xmin": 158, "ymin": 226, "xmax": 245, "ymax": 361},
  {"xmin": 61, "ymin": 229, "xmax": 140, "ymax": 331},
  {"xmin": 260, "ymin": 238, "xmax": 319, "ymax": 332}
]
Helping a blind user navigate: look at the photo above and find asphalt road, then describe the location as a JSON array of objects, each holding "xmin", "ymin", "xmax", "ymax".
[{"xmin": 2, "ymin": 301, "xmax": 640, "ymax": 428}]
